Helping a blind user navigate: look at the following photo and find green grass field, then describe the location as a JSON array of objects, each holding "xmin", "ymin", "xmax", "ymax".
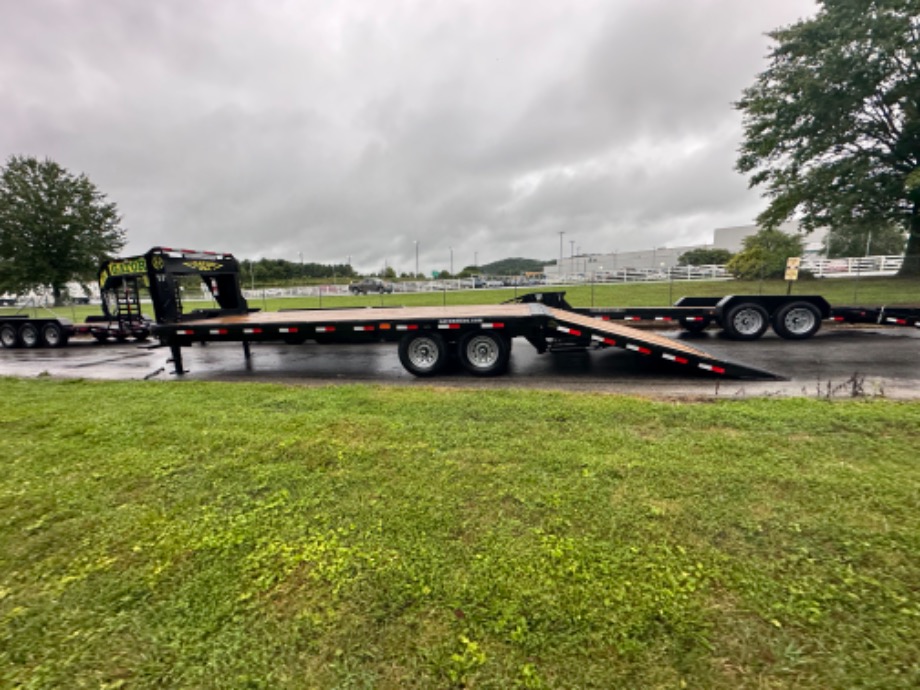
[
  {"xmin": 1, "ymin": 379, "xmax": 918, "ymax": 688},
  {"xmin": 2, "ymin": 275, "xmax": 918, "ymax": 322}
]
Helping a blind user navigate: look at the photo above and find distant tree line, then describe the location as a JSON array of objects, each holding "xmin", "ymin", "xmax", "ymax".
[{"xmin": 240, "ymin": 258, "xmax": 356, "ymax": 286}]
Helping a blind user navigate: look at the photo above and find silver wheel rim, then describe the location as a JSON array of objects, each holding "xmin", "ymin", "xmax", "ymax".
[
  {"xmin": 1, "ymin": 326, "xmax": 16, "ymax": 347},
  {"xmin": 783, "ymin": 307, "xmax": 817, "ymax": 335},
  {"xmin": 732, "ymin": 308, "xmax": 764, "ymax": 336},
  {"xmin": 43, "ymin": 325, "xmax": 62, "ymax": 346},
  {"xmin": 407, "ymin": 337, "xmax": 440, "ymax": 370},
  {"xmin": 21, "ymin": 325, "xmax": 39, "ymax": 347},
  {"xmin": 465, "ymin": 335, "xmax": 500, "ymax": 369}
]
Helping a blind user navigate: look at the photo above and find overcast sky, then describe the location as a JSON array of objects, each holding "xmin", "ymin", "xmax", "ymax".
[{"xmin": 1, "ymin": 0, "xmax": 816, "ymax": 273}]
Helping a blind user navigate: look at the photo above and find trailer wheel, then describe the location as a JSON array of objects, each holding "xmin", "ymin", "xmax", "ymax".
[
  {"xmin": 458, "ymin": 332, "xmax": 510, "ymax": 376},
  {"xmin": 41, "ymin": 322, "xmax": 67, "ymax": 348},
  {"xmin": 398, "ymin": 332, "xmax": 448, "ymax": 377},
  {"xmin": 92, "ymin": 331, "xmax": 111, "ymax": 343},
  {"xmin": 0, "ymin": 323, "xmax": 19, "ymax": 348},
  {"xmin": 724, "ymin": 303, "xmax": 769, "ymax": 340},
  {"xmin": 679, "ymin": 316, "xmax": 711, "ymax": 334},
  {"xmin": 772, "ymin": 301, "xmax": 822, "ymax": 340},
  {"xmin": 19, "ymin": 322, "xmax": 41, "ymax": 348}
]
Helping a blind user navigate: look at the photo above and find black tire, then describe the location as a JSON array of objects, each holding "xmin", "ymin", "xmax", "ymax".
[
  {"xmin": 0, "ymin": 323, "xmax": 19, "ymax": 348},
  {"xmin": 41, "ymin": 322, "xmax": 67, "ymax": 348},
  {"xmin": 19, "ymin": 322, "xmax": 41, "ymax": 348},
  {"xmin": 398, "ymin": 332, "xmax": 448, "ymax": 377},
  {"xmin": 772, "ymin": 301, "xmax": 822, "ymax": 340},
  {"xmin": 679, "ymin": 316, "xmax": 711, "ymax": 334},
  {"xmin": 723, "ymin": 303, "xmax": 769, "ymax": 340},
  {"xmin": 457, "ymin": 331, "xmax": 511, "ymax": 376}
]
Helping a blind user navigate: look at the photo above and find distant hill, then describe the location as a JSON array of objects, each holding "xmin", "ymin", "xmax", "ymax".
[{"xmin": 481, "ymin": 257, "xmax": 549, "ymax": 275}]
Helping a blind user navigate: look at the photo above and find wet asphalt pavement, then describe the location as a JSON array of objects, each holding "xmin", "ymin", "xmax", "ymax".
[{"xmin": 2, "ymin": 324, "xmax": 918, "ymax": 399}]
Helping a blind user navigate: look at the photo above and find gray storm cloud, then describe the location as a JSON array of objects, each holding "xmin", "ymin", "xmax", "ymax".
[{"xmin": 0, "ymin": 0, "xmax": 816, "ymax": 272}]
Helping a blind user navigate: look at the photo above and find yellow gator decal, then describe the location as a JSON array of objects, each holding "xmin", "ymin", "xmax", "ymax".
[
  {"xmin": 183, "ymin": 260, "xmax": 224, "ymax": 272},
  {"xmin": 106, "ymin": 257, "xmax": 148, "ymax": 278}
]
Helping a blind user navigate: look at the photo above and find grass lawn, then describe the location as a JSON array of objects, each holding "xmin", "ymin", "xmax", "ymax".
[
  {"xmin": 1, "ymin": 378, "xmax": 918, "ymax": 688},
  {"xmin": 3, "ymin": 275, "xmax": 918, "ymax": 322}
]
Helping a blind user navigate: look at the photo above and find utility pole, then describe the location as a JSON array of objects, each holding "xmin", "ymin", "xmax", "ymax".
[
  {"xmin": 558, "ymin": 231, "xmax": 565, "ymax": 279},
  {"xmin": 414, "ymin": 240, "xmax": 419, "ymax": 278},
  {"xmin": 449, "ymin": 246, "xmax": 453, "ymax": 275}
]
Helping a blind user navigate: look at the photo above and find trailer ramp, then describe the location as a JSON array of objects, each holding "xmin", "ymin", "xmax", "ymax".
[{"xmin": 545, "ymin": 308, "xmax": 781, "ymax": 380}]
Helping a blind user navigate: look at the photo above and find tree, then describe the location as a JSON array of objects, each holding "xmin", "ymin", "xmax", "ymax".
[
  {"xmin": 677, "ymin": 247, "xmax": 733, "ymax": 266},
  {"xmin": 824, "ymin": 221, "xmax": 907, "ymax": 257},
  {"xmin": 0, "ymin": 156, "xmax": 125, "ymax": 304},
  {"xmin": 736, "ymin": 0, "xmax": 920, "ymax": 276},
  {"xmin": 725, "ymin": 228, "xmax": 804, "ymax": 280}
]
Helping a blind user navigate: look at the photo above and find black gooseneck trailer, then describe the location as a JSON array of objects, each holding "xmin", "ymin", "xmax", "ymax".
[{"xmin": 3, "ymin": 247, "xmax": 917, "ymax": 381}]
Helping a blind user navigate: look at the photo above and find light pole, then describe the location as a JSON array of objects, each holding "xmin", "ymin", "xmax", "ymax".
[
  {"xmin": 558, "ymin": 231, "xmax": 565, "ymax": 282},
  {"xmin": 592, "ymin": 266, "xmax": 603, "ymax": 306},
  {"xmin": 414, "ymin": 240, "xmax": 419, "ymax": 278},
  {"xmin": 449, "ymin": 246, "xmax": 453, "ymax": 276}
]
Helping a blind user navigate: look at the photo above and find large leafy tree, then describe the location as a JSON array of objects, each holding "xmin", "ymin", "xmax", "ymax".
[
  {"xmin": 725, "ymin": 228, "xmax": 805, "ymax": 280},
  {"xmin": 736, "ymin": 0, "xmax": 920, "ymax": 276},
  {"xmin": 824, "ymin": 220, "xmax": 906, "ymax": 257},
  {"xmin": 677, "ymin": 248, "xmax": 733, "ymax": 266},
  {"xmin": 0, "ymin": 156, "xmax": 126, "ymax": 304}
]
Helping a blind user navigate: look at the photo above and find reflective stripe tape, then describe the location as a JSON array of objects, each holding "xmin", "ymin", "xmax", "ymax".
[
  {"xmin": 557, "ymin": 326, "xmax": 582, "ymax": 336},
  {"xmin": 177, "ymin": 329, "xmax": 194, "ymax": 336},
  {"xmin": 592, "ymin": 334, "xmax": 617, "ymax": 346},
  {"xmin": 654, "ymin": 316, "xmax": 673, "ymax": 321},
  {"xmin": 279, "ymin": 327, "xmax": 299, "ymax": 334},
  {"xmin": 626, "ymin": 344, "xmax": 652, "ymax": 355},
  {"xmin": 699, "ymin": 363, "xmax": 726, "ymax": 374},
  {"xmin": 353, "ymin": 325, "xmax": 375, "ymax": 332},
  {"xmin": 481, "ymin": 322, "xmax": 505, "ymax": 329},
  {"xmin": 396, "ymin": 324, "xmax": 418, "ymax": 331},
  {"xmin": 315, "ymin": 326, "xmax": 334, "ymax": 333},
  {"xmin": 438, "ymin": 323, "xmax": 461, "ymax": 330},
  {"xmin": 625, "ymin": 316, "xmax": 641, "ymax": 321},
  {"xmin": 662, "ymin": 353, "xmax": 689, "ymax": 365},
  {"xmin": 243, "ymin": 328, "xmax": 263, "ymax": 334},
  {"xmin": 209, "ymin": 329, "xmax": 228, "ymax": 335}
]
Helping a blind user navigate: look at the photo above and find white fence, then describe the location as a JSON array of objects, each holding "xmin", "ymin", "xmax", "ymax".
[{"xmin": 800, "ymin": 255, "xmax": 903, "ymax": 278}]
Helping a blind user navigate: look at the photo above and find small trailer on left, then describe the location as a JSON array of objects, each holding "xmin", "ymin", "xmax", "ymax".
[{"xmin": 0, "ymin": 256, "xmax": 154, "ymax": 349}]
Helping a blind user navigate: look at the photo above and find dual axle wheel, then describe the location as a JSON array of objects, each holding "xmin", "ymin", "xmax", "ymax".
[
  {"xmin": 398, "ymin": 331, "xmax": 510, "ymax": 377},
  {"xmin": 722, "ymin": 301, "xmax": 823, "ymax": 340},
  {"xmin": 681, "ymin": 301, "xmax": 824, "ymax": 341}
]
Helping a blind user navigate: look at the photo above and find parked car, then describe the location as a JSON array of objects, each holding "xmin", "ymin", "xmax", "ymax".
[{"xmin": 348, "ymin": 278, "xmax": 394, "ymax": 294}]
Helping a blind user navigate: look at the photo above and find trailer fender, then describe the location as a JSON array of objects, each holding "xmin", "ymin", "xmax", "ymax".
[{"xmin": 679, "ymin": 315, "xmax": 712, "ymax": 334}]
